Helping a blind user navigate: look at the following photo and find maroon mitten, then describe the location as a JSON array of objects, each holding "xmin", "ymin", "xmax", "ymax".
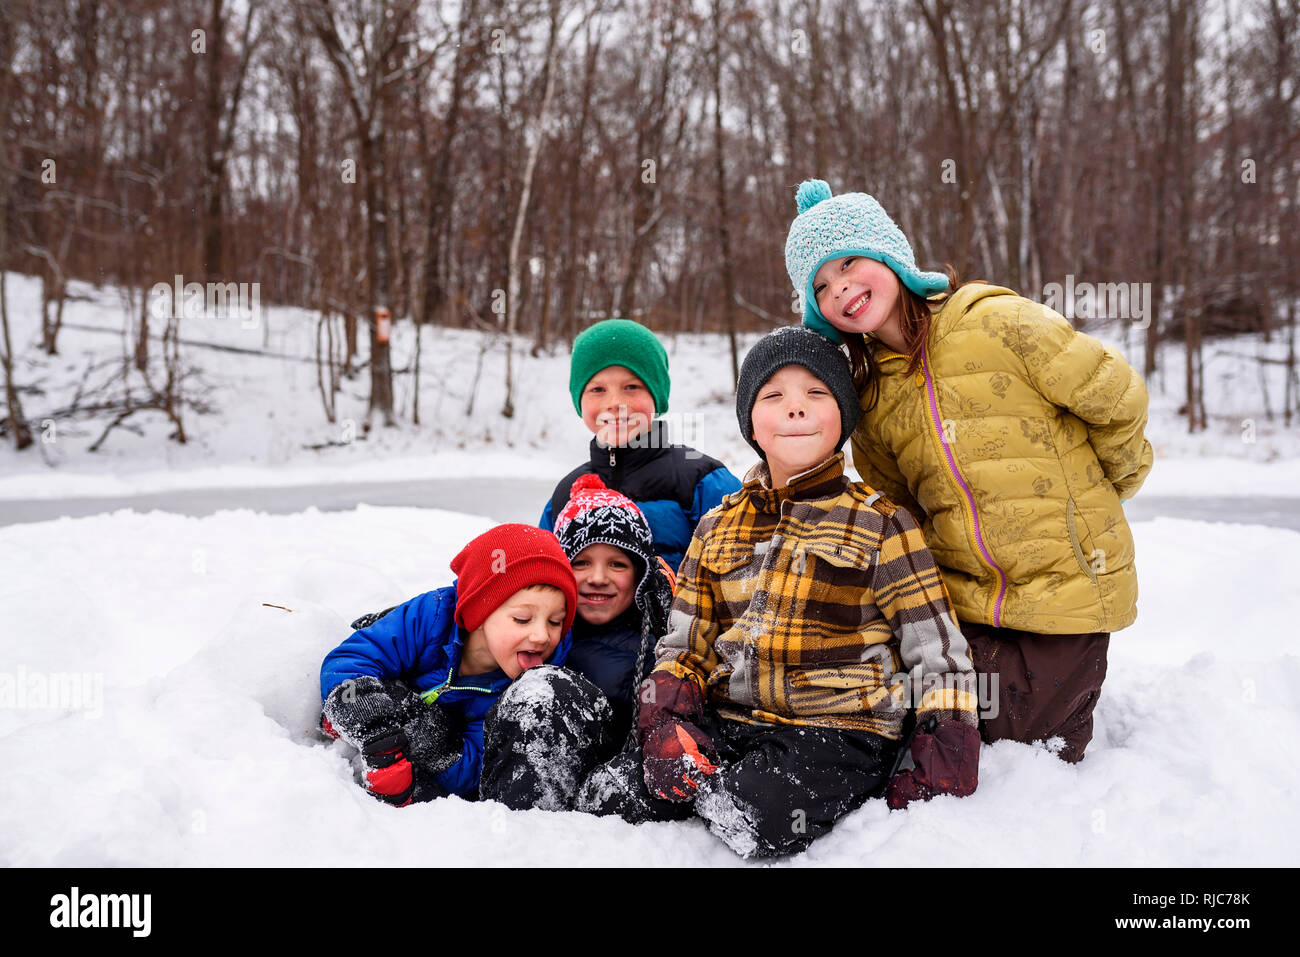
[
  {"xmin": 643, "ymin": 720, "xmax": 719, "ymax": 802},
  {"xmin": 636, "ymin": 671, "xmax": 706, "ymax": 746},
  {"xmin": 886, "ymin": 719, "xmax": 981, "ymax": 810}
]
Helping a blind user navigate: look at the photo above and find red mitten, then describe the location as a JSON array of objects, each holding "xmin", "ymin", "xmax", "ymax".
[
  {"xmin": 643, "ymin": 720, "xmax": 719, "ymax": 802},
  {"xmin": 636, "ymin": 671, "xmax": 706, "ymax": 747},
  {"xmin": 886, "ymin": 719, "xmax": 981, "ymax": 810},
  {"xmin": 360, "ymin": 729, "xmax": 415, "ymax": 806}
]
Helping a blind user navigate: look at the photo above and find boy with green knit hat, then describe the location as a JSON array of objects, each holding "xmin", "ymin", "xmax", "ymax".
[{"xmin": 539, "ymin": 318, "xmax": 741, "ymax": 574}]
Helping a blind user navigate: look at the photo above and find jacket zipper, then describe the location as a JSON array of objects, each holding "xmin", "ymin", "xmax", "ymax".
[
  {"xmin": 420, "ymin": 672, "xmax": 496, "ymax": 704},
  {"xmin": 920, "ymin": 346, "xmax": 1008, "ymax": 627}
]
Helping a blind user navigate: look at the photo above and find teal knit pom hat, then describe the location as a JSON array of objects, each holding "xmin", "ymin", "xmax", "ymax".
[
  {"xmin": 569, "ymin": 318, "xmax": 670, "ymax": 415},
  {"xmin": 785, "ymin": 180, "xmax": 949, "ymax": 344}
]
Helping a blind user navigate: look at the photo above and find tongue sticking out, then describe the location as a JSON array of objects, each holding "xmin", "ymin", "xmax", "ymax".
[{"xmin": 517, "ymin": 651, "xmax": 544, "ymax": 672}]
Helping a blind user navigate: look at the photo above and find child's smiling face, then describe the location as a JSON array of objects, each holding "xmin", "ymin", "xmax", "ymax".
[
  {"xmin": 750, "ymin": 364, "xmax": 842, "ymax": 487},
  {"xmin": 580, "ymin": 366, "xmax": 656, "ymax": 447},
  {"xmin": 461, "ymin": 586, "xmax": 567, "ymax": 679},
  {"xmin": 571, "ymin": 543, "xmax": 637, "ymax": 625},
  {"xmin": 812, "ymin": 255, "xmax": 903, "ymax": 349}
]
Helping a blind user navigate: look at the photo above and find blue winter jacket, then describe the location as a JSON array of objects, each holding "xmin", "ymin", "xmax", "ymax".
[
  {"xmin": 320, "ymin": 582, "xmax": 572, "ymax": 799},
  {"xmin": 539, "ymin": 418, "xmax": 742, "ymax": 573}
]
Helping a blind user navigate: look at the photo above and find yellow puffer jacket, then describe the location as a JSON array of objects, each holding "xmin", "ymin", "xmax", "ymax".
[{"xmin": 850, "ymin": 283, "xmax": 1154, "ymax": 634}]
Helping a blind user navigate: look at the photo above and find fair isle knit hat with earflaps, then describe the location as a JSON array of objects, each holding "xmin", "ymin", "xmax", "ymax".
[
  {"xmin": 553, "ymin": 474, "xmax": 675, "ymax": 747},
  {"xmin": 785, "ymin": 179, "xmax": 950, "ymax": 344}
]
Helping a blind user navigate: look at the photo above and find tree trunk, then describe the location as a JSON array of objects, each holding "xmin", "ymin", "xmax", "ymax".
[
  {"xmin": 711, "ymin": 0, "xmax": 740, "ymax": 385},
  {"xmin": 363, "ymin": 129, "xmax": 396, "ymax": 428},
  {"xmin": 0, "ymin": 108, "xmax": 32, "ymax": 449},
  {"xmin": 560, "ymin": 20, "xmax": 602, "ymax": 346},
  {"xmin": 202, "ymin": 0, "xmax": 226, "ymax": 280},
  {"xmin": 503, "ymin": 1, "xmax": 561, "ymax": 418}
]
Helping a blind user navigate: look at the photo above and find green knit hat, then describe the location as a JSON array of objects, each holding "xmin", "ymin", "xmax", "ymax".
[{"xmin": 569, "ymin": 319, "xmax": 671, "ymax": 416}]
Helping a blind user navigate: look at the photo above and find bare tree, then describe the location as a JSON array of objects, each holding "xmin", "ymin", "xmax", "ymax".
[{"xmin": 302, "ymin": 0, "xmax": 434, "ymax": 430}]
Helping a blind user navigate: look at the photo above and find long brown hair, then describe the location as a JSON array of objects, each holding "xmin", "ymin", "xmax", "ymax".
[{"xmin": 843, "ymin": 264, "xmax": 968, "ymax": 413}]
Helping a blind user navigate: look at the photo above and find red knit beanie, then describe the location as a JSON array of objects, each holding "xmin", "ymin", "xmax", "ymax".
[{"xmin": 449, "ymin": 524, "xmax": 578, "ymax": 635}]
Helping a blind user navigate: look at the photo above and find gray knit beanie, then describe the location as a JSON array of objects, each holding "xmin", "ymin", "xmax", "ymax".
[{"xmin": 735, "ymin": 326, "xmax": 861, "ymax": 459}]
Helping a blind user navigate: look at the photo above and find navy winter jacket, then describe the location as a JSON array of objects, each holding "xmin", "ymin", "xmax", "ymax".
[
  {"xmin": 539, "ymin": 418, "xmax": 742, "ymax": 572},
  {"xmin": 565, "ymin": 606, "xmax": 653, "ymax": 739},
  {"xmin": 320, "ymin": 582, "xmax": 572, "ymax": 799}
]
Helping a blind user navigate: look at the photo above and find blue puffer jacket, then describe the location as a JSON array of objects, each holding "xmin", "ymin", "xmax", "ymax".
[
  {"xmin": 539, "ymin": 419, "xmax": 742, "ymax": 573},
  {"xmin": 320, "ymin": 582, "xmax": 572, "ymax": 799}
]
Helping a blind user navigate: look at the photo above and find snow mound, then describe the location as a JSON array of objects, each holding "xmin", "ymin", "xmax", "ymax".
[{"xmin": 0, "ymin": 506, "xmax": 1297, "ymax": 866}]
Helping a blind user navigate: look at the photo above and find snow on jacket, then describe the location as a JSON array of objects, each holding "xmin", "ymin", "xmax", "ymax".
[
  {"xmin": 849, "ymin": 283, "xmax": 1153, "ymax": 634},
  {"xmin": 320, "ymin": 583, "xmax": 573, "ymax": 799},
  {"xmin": 652, "ymin": 451, "xmax": 978, "ymax": 740},
  {"xmin": 539, "ymin": 418, "xmax": 742, "ymax": 574}
]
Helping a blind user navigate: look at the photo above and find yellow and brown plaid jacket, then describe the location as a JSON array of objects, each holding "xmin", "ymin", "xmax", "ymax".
[{"xmin": 654, "ymin": 452, "xmax": 978, "ymax": 739}]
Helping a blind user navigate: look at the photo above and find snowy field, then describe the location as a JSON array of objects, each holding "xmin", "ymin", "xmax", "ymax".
[
  {"xmin": 2, "ymin": 272, "xmax": 1300, "ymax": 499},
  {"xmin": 1, "ymin": 272, "xmax": 1299, "ymax": 866},
  {"xmin": 0, "ymin": 506, "xmax": 1296, "ymax": 866}
]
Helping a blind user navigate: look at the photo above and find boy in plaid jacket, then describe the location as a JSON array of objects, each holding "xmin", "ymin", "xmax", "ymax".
[{"xmin": 575, "ymin": 327, "xmax": 982, "ymax": 857}]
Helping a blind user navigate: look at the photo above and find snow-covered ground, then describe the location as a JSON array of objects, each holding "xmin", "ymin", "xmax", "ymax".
[
  {"xmin": 0, "ymin": 505, "xmax": 1295, "ymax": 866},
  {"xmin": 1, "ymin": 272, "xmax": 1298, "ymax": 866},
  {"xmin": 2, "ymin": 272, "xmax": 1299, "ymax": 498}
]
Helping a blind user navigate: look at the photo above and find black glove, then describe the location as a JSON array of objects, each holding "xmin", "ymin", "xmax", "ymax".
[
  {"xmin": 400, "ymin": 698, "xmax": 462, "ymax": 777},
  {"xmin": 322, "ymin": 676, "xmax": 409, "ymax": 746}
]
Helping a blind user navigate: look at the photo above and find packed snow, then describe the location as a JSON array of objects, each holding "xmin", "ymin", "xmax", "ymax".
[{"xmin": 0, "ymin": 505, "xmax": 1295, "ymax": 866}]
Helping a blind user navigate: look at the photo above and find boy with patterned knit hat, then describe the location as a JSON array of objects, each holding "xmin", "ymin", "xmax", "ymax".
[
  {"xmin": 540, "ymin": 318, "xmax": 742, "ymax": 573},
  {"xmin": 319, "ymin": 524, "xmax": 577, "ymax": 805},
  {"xmin": 575, "ymin": 327, "xmax": 982, "ymax": 857},
  {"xmin": 556, "ymin": 474, "xmax": 676, "ymax": 733},
  {"xmin": 476, "ymin": 474, "xmax": 677, "ymax": 810}
]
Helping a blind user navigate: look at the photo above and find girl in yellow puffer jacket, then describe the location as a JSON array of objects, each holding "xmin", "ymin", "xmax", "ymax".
[{"xmin": 784, "ymin": 179, "xmax": 1154, "ymax": 763}]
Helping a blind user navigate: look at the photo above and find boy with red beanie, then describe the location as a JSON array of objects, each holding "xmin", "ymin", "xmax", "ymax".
[{"xmin": 319, "ymin": 524, "xmax": 577, "ymax": 805}]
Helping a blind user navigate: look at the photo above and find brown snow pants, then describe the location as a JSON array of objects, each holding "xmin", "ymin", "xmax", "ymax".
[{"xmin": 959, "ymin": 621, "xmax": 1110, "ymax": 763}]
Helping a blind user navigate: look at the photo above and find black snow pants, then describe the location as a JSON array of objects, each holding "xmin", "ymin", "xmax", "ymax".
[
  {"xmin": 478, "ymin": 666, "xmax": 619, "ymax": 811},
  {"xmin": 574, "ymin": 706, "xmax": 900, "ymax": 859}
]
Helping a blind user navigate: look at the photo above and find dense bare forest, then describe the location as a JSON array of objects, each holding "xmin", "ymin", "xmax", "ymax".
[{"xmin": 1, "ymin": 0, "xmax": 1297, "ymax": 445}]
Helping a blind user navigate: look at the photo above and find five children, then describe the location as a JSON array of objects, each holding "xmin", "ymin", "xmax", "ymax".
[{"xmin": 319, "ymin": 178, "xmax": 1153, "ymax": 856}]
